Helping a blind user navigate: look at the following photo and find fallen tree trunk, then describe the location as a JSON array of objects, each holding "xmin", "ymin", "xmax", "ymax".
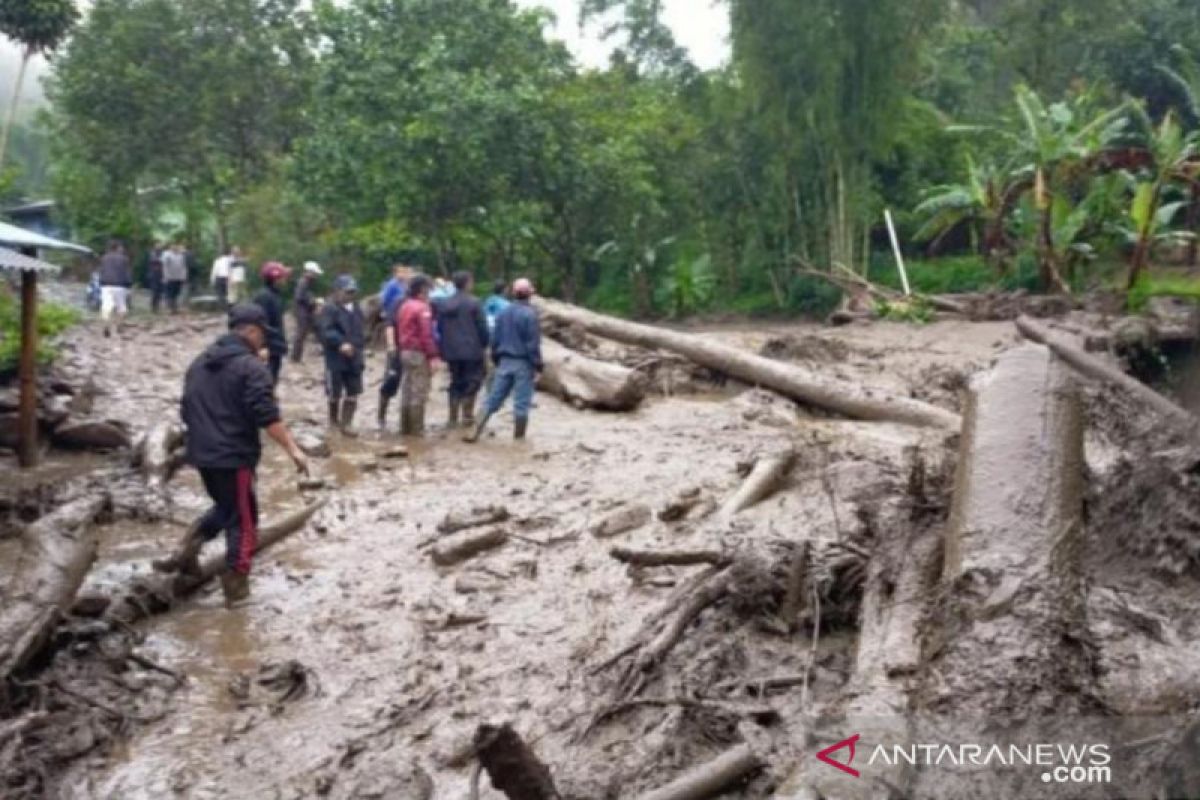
[
  {"xmin": 103, "ymin": 501, "xmax": 326, "ymax": 625},
  {"xmin": 1016, "ymin": 315, "xmax": 1198, "ymax": 435},
  {"xmin": 609, "ymin": 547, "xmax": 729, "ymax": 568},
  {"xmin": 634, "ymin": 743, "xmax": 762, "ymax": 800},
  {"xmin": 131, "ymin": 422, "xmax": 186, "ymax": 487},
  {"xmin": 0, "ymin": 496, "xmax": 107, "ymax": 686},
  {"xmin": 431, "ymin": 527, "xmax": 508, "ymax": 566},
  {"xmin": 539, "ymin": 338, "xmax": 647, "ymax": 411},
  {"xmin": 720, "ymin": 448, "xmax": 797, "ymax": 518},
  {"xmin": 911, "ymin": 343, "xmax": 1088, "ymax": 799},
  {"xmin": 535, "ymin": 298, "xmax": 960, "ymax": 430}
]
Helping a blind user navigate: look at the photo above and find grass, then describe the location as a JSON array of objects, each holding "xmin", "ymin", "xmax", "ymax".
[
  {"xmin": 0, "ymin": 290, "xmax": 81, "ymax": 372},
  {"xmin": 1127, "ymin": 273, "xmax": 1200, "ymax": 312}
]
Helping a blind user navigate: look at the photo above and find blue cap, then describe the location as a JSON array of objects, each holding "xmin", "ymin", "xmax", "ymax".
[{"xmin": 334, "ymin": 274, "xmax": 358, "ymax": 293}]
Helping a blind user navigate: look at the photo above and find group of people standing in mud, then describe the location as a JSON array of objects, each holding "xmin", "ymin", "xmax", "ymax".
[{"xmin": 157, "ymin": 255, "xmax": 544, "ymax": 607}]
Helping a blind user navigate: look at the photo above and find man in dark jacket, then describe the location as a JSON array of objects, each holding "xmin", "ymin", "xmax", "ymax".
[
  {"xmin": 155, "ymin": 304, "xmax": 309, "ymax": 606},
  {"xmin": 253, "ymin": 262, "xmax": 292, "ymax": 384},
  {"xmin": 435, "ymin": 271, "xmax": 489, "ymax": 428},
  {"xmin": 98, "ymin": 240, "xmax": 133, "ymax": 337},
  {"xmin": 319, "ymin": 275, "xmax": 367, "ymax": 436},
  {"xmin": 291, "ymin": 261, "xmax": 323, "ymax": 362},
  {"xmin": 466, "ymin": 278, "xmax": 543, "ymax": 442},
  {"xmin": 147, "ymin": 243, "xmax": 165, "ymax": 313}
]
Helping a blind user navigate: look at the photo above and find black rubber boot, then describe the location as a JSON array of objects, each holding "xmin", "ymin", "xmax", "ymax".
[
  {"xmin": 221, "ymin": 570, "xmax": 251, "ymax": 608},
  {"xmin": 464, "ymin": 412, "xmax": 492, "ymax": 443},
  {"xmin": 411, "ymin": 406, "xmax": 426, "ymax": 437},
  {"xmin": 400, "ymin": 406, "xmax": 414, "ymax": 436},
  {"xmin": 152, "ymin": 519, "xmax": 205, "ymax": 576},
  {"xmin": 340, "ymin": 398, "xmax": 359, "ymax": 438},
  {"xmin": 461, "ymin": 394, "xmax": 477, "ymax": 427},
  {"xmin": 514, "ymin": 416, "xmax": 529, "ymax": 440},
  {"xmin": 447, "ymin": 398, "xmax": 460, "ymax": 429},
  {"xmin": 327, "ymin": 401, "xmax": 340, "ymax": 429},
  {"xmin": 377, "ymin": 399, "xmax": 388, "ymax": 432}
]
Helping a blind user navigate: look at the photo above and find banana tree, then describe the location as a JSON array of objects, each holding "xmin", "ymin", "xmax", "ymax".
[
  {"xmin": 1124, "ymin": 109, "xmax": 1199, "ymax": 289},
  {"xmin": 913, "ymin": 155, "xmax": 1029, "ymax": 274},
  {"xmin": 1011, "ymin": 86, "xmax": 1133, "ymax": 294},
  {"xmin": 1156, "ymin": 44, "xmax": 1200, "ymax": 266}
]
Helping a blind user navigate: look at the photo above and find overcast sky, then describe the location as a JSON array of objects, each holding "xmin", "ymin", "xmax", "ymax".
[{"xmin": 0, "ymin": 0, "xmax": 730, "ymax": 115}]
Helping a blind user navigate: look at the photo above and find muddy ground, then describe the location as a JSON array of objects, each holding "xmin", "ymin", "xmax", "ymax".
[{"xmin": 3, "ymin": 288, "xmax": 1200, "ymax": 799}]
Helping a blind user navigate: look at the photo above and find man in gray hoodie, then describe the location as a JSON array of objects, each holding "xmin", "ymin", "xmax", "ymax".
[{"xmin": 98, "ymin": 240, "xmax": 132, "ymax": 337}]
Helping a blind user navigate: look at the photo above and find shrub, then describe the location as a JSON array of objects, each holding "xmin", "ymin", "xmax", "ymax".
[{"xmin": 0, "ymin": 290, "xmax": 80, "ymax": 372}]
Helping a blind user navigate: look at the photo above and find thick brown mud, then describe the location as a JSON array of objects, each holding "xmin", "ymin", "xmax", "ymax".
[{"xmin": 4, "ymin": 298, "xmax": 1200, "ymax": 799}]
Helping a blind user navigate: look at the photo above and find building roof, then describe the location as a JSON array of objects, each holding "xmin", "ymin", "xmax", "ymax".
[
  {"xmin": 4, "ymin": 199, "xmax": 56, "ymax": 216},
  {"xmin": 0, "ymin": 246, "xmax": 63, "ymax": 275},
  {"xmin": 0, "ymin": 220, "xmax": 91, "ymax": 255}
]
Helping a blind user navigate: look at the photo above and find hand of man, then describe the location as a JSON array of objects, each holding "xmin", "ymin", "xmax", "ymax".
[
  {"xmin": 291, "ymin": 449, "xmax": 310, "ymax": 476},
  {"xmin": 340, "ymin": 343, "xmax": 355, "ymax": 357}
]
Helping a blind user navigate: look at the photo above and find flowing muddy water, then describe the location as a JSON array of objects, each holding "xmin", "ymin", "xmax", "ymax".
[{"xmin": 23, "ymin": 296, "xmax": 1148, "ymax": 798}]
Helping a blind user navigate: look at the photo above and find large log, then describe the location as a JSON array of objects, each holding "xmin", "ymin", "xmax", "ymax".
[
  {"xmin": 0, "ymin": 496, "xmax": 107, "ymax": 684},
  {"xmin": 911, "ymin": 343, "xmax": 1088, "ymax": 799},
  {"xmin": 538, "ymin": 338, "xmax": 647, "ymax": 411},
  {"xmin": 103, "ymin": 501, "xmax": 326, "ymax": 625},
  {"xmin": 1016, "ymin": 315, "xmax": 1199, "ymax": 435},
  {"xmin": 634, "ymin": 743, "xmax": 762, "ymax": 800},
  {"xmin": 719, "ymin": 448, "xmax": 797, "ymax": 518},
  {"xmin": 534, "ymin": 299, "xmax": 960, "ymax": 429}
]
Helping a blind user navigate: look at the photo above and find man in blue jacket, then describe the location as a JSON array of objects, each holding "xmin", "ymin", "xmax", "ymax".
[
  {"xmin": 155, "ymin": 304, "xmax": 309, "ymax": 607},
  {"xmin": 319, "ymin": 275, "xmax": 367, "ymax": 436},
  {"xmin": 465, "ymin": 278, "xmax": 542, "ymax": 442}
]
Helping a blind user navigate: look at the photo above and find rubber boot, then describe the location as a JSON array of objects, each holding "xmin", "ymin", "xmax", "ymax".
[
  {"xmin": 412, "ymin": 405, "xmax": 426, "ymax": 437},
  {"xmin": 447, "ymin": 398, "xmax": 460, "ymax": 429},
  {"xmin": 461, "ymin": 394, "xmax": 477, "ymax": 428},
  {"xmin": 514, "ymin": 416, "xmax": 529, "ymax": 440},
  {"xmin": 377, "ymin": 398, "xmax": 388, "ymax": 432},
  {"xmin": 340, "ymin": 397, "xmax": 359, "ymax": 438},
  {"xmin": 464, "ymin": 411, "xmax": 492, "ymax": 443},
  {"xmin": 220, "ymin": 570, "xmax": 251, "ymax": 608},
  {"xmin": 327, "ymin": 401, "xmax": 340, "ymax": 429},
  {"xmin": 399, "ymin": 406, "xmax": 414, "ymax": 436},
  {"xmin": 152, "ymin": 519, "xmax": 205, "ymax": 576}
]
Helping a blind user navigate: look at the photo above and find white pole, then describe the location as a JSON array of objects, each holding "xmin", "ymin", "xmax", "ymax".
[{"xmin": 884, "ymin": 209, "xmax": 911, "ymax": 297}]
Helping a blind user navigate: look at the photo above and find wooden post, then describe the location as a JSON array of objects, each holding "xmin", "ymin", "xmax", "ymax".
[{"xmin": 17, "ymin": 269, "xmax": 38, "ymax": 468}]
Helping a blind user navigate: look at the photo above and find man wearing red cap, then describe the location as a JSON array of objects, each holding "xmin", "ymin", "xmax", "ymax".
[
  {"xmin": 466, "ymin": 277, "xmax": 542, "ymax": 442},
  {"xmin": 253, "ymin": 261, "xmax": 292, "ymax": 384}
]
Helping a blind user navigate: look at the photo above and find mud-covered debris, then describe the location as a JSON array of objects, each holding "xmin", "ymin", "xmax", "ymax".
[
  {"xmin": 380, "ymin": 446, "xmax": 409, "ymax": 459},
  {"xmin": 229, "ymin": 660, "xmax": 321, "ymax": 710},
  {"xmin": 658, "ymin": 488, "xmax": 705, "ymax": 523},
  {"xmin": 591, "ymin": 504, "xmax": 652, "ymax": 539},
  {"xmin": 52, "ymin": 419, "xmax": 133, "ymax": 451},
  {"xmin": 759, "ymin": 334, "xmax": 851, "ymax": 364},
  {"xmin": 295, "ymin": 430, "xmax": 332, "ymax": 458},
  {"xmin": 431, "ymin": 527, "xmax": 508, "ymax": 566},
  {"xmin": 299, "ymin": 477, "xmax": 329, "ymax": 491},
  {"xmin": 437, "ymin": 505, "xmax": 511, "ymax": 534},
  {"xmin": 475, "ymin": 722, "xmax": 561, "ymax": 800}
]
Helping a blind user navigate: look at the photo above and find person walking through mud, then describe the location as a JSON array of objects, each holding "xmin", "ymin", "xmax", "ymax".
[
  {"xmin": 377, "ymin": 264, "xmax": 411, "ymax": 430},
  {"xmin": 210, "ymin": 248, "xmax": 232, "ymax": 308},
  {"xmin": 253, "ymin": 262, "xmax": 292, "ymax": 385},
  {"xmin": 155, "ymin": 303, "xmax": 309, "ymax": 607},
  {"xmin": 229, "ymin": 247, "xmax": 249, "ymax": 304},
  {"xmin": 396, "ymin": 275, "xmax": 440, "ymax": 436},
  {"xmin": 435, "ymin": 271, "xmax": 489, "ymax": 429},
  {"xmin": 320, "ymin": 275, "xmax": 367, "ymax": 436},
  {"xmin": 291, "ymin": 261, "xmax": 323, "ymax": 362},
  {"xmin": 147, "ymin": 242, "xmax": 165, "ymax": 313},
  {"xmin": 97, "ymin": 240, "xmax": 132, "ymax": 338},
  {"xmin": 162, "ymin": 241, "xmax": 189, "ymax": 313},
  {"xmin": 466, "ymin": 278, "xmax": 542, "ymax": 442}
]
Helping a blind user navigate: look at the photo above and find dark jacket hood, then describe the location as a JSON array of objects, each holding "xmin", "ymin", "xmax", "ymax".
[{"xmin": 202, "ymin": 334, "xmax": 255, "ymax": 371}]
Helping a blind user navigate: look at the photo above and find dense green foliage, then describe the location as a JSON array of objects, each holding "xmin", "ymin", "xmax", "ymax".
[
  {"xmin": 0, "ymin": 290, "xmax": 79, "ymax": 370},
  {"xmin": 15, "ymin": 0, "xmax": 1200, "ymax": 316}
]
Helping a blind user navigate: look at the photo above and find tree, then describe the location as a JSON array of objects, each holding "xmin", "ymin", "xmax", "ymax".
[
  {"xmin": 0, "ymin": 0, "xmax": 78, "ymax": 168},
  {"xmin": 914, "ymin": 155, "xmax": 1025, "ymax": 272},
  {"xmin": 1122, "ymin": 109, "xmax": 1198, "ymax": 288}
]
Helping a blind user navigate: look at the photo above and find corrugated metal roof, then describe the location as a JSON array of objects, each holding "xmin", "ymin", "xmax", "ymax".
[
  {"xmin": 0, "ymin": 246, "xmax": 63, "ymax": 275},
  {"xmin": 0, "ymin": 220, "xmax": 92, "ymax": 254}
]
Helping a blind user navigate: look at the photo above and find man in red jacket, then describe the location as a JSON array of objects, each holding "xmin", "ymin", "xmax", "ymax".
[{"xmin": 396, "ymin": 275, "xmax": 441, "ymax": 436}]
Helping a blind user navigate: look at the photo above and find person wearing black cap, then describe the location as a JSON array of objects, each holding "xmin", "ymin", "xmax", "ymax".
[
  {"xmin": 319, "ymin": 275, "xmax": 367, "ymax": 436},
  {"xmin": 154, "ymin": 303, "xmax": 309, "ymax": 607}
]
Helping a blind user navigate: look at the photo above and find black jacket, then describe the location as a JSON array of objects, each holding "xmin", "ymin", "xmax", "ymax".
[
  {"xmin": 98, "ymin": 252, "xmax": 132, "ymax": 287},
  {"xmin": 181, "ymin": 334, "xmax": 281, "ymax": 469},
  {"xmin": 253, "ymin": 286, "xmax": 288, "ymax": 357},
  {"xmin": 319, "ymin": 301, "xmax": 366, "ymax": 371},
  {"xmin": 435, "ymin": 291, "xmax": 488, "ymax": 362}
]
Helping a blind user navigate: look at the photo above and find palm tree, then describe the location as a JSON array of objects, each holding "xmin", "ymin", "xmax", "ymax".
[{"xmin": 1122, "ymin": 108, "xmax": 1198, "ymax": 289}]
